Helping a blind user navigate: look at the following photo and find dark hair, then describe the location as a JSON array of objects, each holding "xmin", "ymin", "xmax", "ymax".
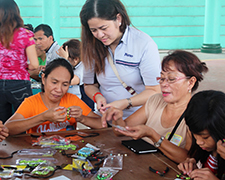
[
  {"xmin": 80, "ymin": 0, "xmax": 131, "ymax": 74},
  {"xmin": 0, "ymin": 0, "xmax": 24, "ymax": 49},
  {"xmin": 185, "ymin": 90, "xmax": 225, "ymax": 179},
  {"xmin": 162, "ymin": 50, "xmax": 208, "ymax": 92},
  {"xmin": 24, "ymin": 24, "xmax": 33, "ymax": 32},
  {"xmin": 41, "ymin": 58, "xmax": 74, "ymax": 92},
  {"xmin": 34, "ymin": 24, "xmax": 54, "ymax": 41},
  {"xmin": 62, "ymin": 39, "xmax": 81, "ymax": 59}
]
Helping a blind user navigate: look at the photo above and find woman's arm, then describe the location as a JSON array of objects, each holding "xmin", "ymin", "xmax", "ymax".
[
  {"xmin": 107, "ymin": 85, "xmax": 160, "ymax": 110},
  {"xmin": 70, "ymin": 75, "xmax": 80, "ymax": 85},
  {"xmin": 5, "ymin": 107, "xmax": 67, "ymax": 135},
  {"xmin": 78, "ymin": 111, "xmax": 103, "ymax": 129},
  {"xmin": 118, "ymin": 125, "xmax": 190, "ymax": 163},
  {"xmin": 26, "ymin": 44, "xmax": 39, "ymax": 70},
  {"xmin": 84, "ymin": 83, "xmax": 107, "ymax": 110}
]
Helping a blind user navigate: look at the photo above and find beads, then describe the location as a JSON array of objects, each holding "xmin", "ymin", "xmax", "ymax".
[
  {"xmin": 67, "ymin": 108, "xmax": 71, "ymax": 120},
  {"xmin": 97, "ymin": 171, "xmax": 112, "ymax": 180}
]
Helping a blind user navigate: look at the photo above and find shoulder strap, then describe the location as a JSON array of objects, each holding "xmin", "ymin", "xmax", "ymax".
[
  {"xmin": 168, "ymin": 110, "xmax": 186, "ymax": 141},
  {"xmin": 108, "ymin": 55, "xmax": 137, "ymax": 96}
]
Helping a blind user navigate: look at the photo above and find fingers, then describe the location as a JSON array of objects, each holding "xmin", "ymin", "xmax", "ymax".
[
  {"xmin": 115, "ymin": 126, "xmax": 139, "ymax": 139},
  {"xmin": 189, "ymin": 168, "xmax": 217, "ymax": 180},
  {"xmin": 53, "ymin": 107, "xmax": 67, "ymax": 121},
  {"xmin": 101, "ymin": 107, "xmax": 123, "ymax": 128},
  {"xmin": 177, "ymin": 158, "xmax": 196, "ymax": 175},
  {"xmin": 217, "ymin": 140, "xmax": 225, "ymax": 159},
  {"xmin": 69, "ymin": 106, "xmax": 83, "ymax": 118}
]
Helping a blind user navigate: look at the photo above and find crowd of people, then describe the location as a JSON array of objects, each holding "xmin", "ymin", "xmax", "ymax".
[{"xmin": 0, "ymin": 0, "xmax": 225, "ymax": 179}]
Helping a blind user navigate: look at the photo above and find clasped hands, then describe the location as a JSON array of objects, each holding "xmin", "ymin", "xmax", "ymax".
[{"xmin": 43, "ymin": 106, "xmax": 83, "ymax": 123}]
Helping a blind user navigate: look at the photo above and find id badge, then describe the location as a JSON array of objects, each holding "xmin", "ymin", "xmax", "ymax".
[{"xmin": 165, "ymin": 132, "xmax": 183, "ymax": 146}]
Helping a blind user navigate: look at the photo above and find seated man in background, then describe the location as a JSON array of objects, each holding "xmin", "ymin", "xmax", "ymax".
[{"xmin": 34, "ymin": 24, "xmax": 60, "ymax": 65}]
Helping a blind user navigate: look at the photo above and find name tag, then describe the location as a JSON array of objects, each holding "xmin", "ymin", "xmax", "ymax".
[{"xmin": 165, "ymin": 132, "xmax": 183, "ymax": 146}]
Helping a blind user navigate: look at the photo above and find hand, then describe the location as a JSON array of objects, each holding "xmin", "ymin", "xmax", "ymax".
[
  {"xmin": 189, "ymin": 168, "xmax": 219, "ymax": 180},
  {"xmin": 38, "ymin": 65, "xmax": 46, "ymax": 72},
  {"xmin": 115, "ymin": 125, "xmax": 151, "ymax": 140},
  {"xmin": 177, "ymin": 158, "xmax": 197, "ymax": 176},
  {"xmin": 56, "ymin": 46, "xmax": 69, "ymax": 59},
  {"xmin": 0, "ymin": 121, "xmax": 9, "ymax": 142},
  {"xmin": 67, "ymin": 106, "xmax": 83, "ymax": 122},
  {"xmin": 217, "ymin": 140, "xmax": 225, "ymax": 160},
  {"xmin": 101, "ymin": 107, "xmax": 123, "ymax": 127},
  {"xmin": 43, "ymin": 106, "xmax": 67, "ymax": 123},
  {"xmin": 96, "ymin": 95, "xmax": 107, "ymax": 113}
]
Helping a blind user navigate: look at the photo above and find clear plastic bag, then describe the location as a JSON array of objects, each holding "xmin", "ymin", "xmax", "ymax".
[
  {"xmin": 73, "ymin": 158, "xmax": 94, "ymax": 178},
  {"xmin": 0, "ymin": 169, "xmax": 14, "ymax": 179},
  {"xmin": 102, "ymin": 155, "xmax": 123, "ymax": 170},
  {"xmin": 91, "ymin": 167, "xmax": 119, "ymax": 180},
  {"xmin": 31, "ymin": 162, "xmax": 56, "ymax": 177},
  {"xmin": 17, "ymin": 148, "xmax": 57, "ymax": 156},
  {"xmin": 16, "ymin": 157, "xmax": 58, "ymax": 167},
  {"xmin": 32, "ymin": 135, "xmax": 70, "ymax": 147}
]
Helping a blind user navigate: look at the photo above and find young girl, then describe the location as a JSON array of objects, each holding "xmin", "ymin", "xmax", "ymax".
[
  {"xmin": 57, "ymin": 39, "xmax": 94, "ymax": 110},
  {"xmin": 178, "ymin": 90, "xmax": 225, "ymax": 180}
]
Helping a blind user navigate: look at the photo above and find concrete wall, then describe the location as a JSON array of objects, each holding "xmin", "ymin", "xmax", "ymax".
[{"xmin": 15, "ymin": 0, "xmax": 225, "ymax": 50}]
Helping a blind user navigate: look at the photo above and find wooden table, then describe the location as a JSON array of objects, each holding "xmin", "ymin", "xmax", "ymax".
[{"xmin": 0, "ymin": 128, "xmax": 180, "ymax": 179}]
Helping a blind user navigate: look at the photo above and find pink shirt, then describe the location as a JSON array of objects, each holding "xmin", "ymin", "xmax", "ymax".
[{"xmin": 0, "ymin": 27, "xmax": 35, "ymax": 80}]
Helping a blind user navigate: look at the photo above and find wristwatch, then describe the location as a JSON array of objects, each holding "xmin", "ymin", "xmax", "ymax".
[
  {"xmin": 154, "ymin": 136, "xmax": 165, "ymax": 148},
  {"xmin": 126, "ymin": 98, "xmax": 132, "ymax": 109}
]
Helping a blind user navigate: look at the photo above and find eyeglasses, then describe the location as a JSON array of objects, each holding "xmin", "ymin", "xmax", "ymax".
[{"xmin": 156, "ymin": 76, "xmax": 190, "ymax": 84}]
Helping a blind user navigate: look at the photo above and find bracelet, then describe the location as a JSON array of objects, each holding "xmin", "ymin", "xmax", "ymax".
[
  {"xmin": 93, "ymin": 92, "xmax": 103, "ymax": 103},
  {"xmin": 154, "ymin": 136, "xmax": 165, "ymax": 148},
  {"xmin": 126, "ymin": 98, "xmax": 132, "ymax": 109}
]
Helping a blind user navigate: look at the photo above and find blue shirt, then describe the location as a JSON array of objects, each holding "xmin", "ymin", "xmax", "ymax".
[{"xmin": 83, "ymin": 26, "xmax": 161, "ymax": 119}]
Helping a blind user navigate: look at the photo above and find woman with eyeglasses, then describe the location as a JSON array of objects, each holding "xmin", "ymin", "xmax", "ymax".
[{"xmin": 102, "ymin": 50, "xmax": 208, "ymax": 163}]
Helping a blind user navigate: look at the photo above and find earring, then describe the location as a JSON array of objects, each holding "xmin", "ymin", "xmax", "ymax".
[
  {"xmin": 188, "ymin": 89, "xmax": 191, "ymax": 93},
  {"xmin": 119, "ymin": 22, "xmax": 121, "ymax": 26}
]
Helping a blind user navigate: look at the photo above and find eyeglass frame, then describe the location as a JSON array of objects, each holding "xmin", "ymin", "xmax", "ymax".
[{"xmin": 156, "ymin": 76, "xmax": 191, "ymax": 84}]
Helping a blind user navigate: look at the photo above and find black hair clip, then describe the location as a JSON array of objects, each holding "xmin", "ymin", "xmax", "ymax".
[{"xmin": 149, "ymin": 166, "xmax": 169, "ymax": 176}]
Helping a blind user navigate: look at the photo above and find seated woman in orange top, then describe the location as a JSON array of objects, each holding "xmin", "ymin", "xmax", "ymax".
[{"xmin": 5, "ymin": 58, "xmax": 102, "ymax": 135}]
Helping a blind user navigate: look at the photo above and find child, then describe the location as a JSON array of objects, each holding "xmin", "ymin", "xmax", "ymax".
[
  {"xmin": 57, "ymin": 39, "xmax": 94, "ymax": 110},
  {"xmin": 178, "ymin": 90, "xmax": 225, "ymax": 180}
]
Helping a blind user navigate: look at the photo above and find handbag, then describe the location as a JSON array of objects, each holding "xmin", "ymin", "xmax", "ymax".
[{"xmin": 108, "ymin": 55, "xmax": 137, "ymax": 96}]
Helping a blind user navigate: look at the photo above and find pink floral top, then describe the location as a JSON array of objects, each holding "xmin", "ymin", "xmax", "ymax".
[{"xmin": 0, "ymin": 27, "xmax": 35, "ymax": 80}]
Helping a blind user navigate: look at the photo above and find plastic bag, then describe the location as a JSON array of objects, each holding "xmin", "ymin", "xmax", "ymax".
[
  {"xmin": 16, "ymin": 157, "xmax": 58, "ymax": 167},
  {"xmin": 32, "ymin": 135, "xmax": 70, "ymax": 147},
  {"xmin": 102, "ymin": 155, "xmax": 123, "ymax": 170},
  {"xmin": 91, "ymin": 167, "xmax": 119, "ymax": 180},
  {"xmin": 17, "ymin": 148, "xmax": 57, "ymax": 156},
  {"xmin": 31, "ymin": 162, "xmax": 56, "ymax": 177}
]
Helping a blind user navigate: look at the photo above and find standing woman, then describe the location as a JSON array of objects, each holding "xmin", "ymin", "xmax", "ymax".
[
  {"xmin": 80, "ymin": 0, "xmax": 161, "ymax": 119},
  {"xmin": 0, "ymin": 0, "xmax": 39, "ymax": 123}
]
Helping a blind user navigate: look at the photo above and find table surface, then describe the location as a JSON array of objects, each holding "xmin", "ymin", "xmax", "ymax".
[{"xmin": 0, "ymin": 128, "xmax": 181, "ymax": 180}]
